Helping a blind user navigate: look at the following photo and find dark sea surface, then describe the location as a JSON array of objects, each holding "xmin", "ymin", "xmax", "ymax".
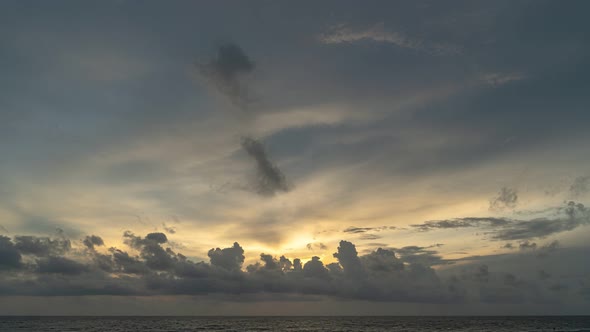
[{"xmin": 0, "ymin": 316, "xmax": 589, "ymax": 332}]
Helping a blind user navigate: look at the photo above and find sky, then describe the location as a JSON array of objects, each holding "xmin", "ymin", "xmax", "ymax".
[{"xmin": 0, "ymin": 0, "xmax": 590, "ymax": 315}]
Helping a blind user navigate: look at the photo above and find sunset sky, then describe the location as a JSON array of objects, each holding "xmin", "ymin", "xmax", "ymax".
[{"xmin": 1, "ymin": 0, "xmax": 590, "ymax": 315}]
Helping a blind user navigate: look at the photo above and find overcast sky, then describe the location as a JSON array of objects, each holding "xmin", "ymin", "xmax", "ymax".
[{"xmin": 1, "ymin": 0, "xmax": 589, "ymax": 315}]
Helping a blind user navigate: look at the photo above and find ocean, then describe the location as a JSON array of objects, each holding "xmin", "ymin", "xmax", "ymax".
[{"xmin": 0, "ymin": 316, "xmax": 589, "ymax": 331}]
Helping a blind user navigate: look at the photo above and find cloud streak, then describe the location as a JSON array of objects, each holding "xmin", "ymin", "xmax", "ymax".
[
  {"xmin": 318, "ymin": 22, "xmax": 460, "ymax": 55},
  {"xmin": 411, "ymin": 201, "xmax": 590, "ymax": 241},
  {"xmin": 241, "ymin": 136, "xmax": 291, "ymax": 196}
]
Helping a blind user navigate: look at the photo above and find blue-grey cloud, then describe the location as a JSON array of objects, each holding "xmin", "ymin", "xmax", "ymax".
[{"xmin": 196, "ymin": 43, "xmax": 255, "ymax": 109}]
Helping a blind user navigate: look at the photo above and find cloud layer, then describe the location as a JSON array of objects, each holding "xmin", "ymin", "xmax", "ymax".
[{"xmin": 0, "ymin": 230, "xmax": 587, "ymax": 307}]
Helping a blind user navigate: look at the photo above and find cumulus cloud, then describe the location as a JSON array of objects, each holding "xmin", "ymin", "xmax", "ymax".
[
  {"xmin": 489, "ymin": 187, "xmax": 518, "ymax": 211},
  {"xmin": 0, "ymin": 231, "xmax": 586, "ymax": 305},
  {"xmin": 13, "ymin": 236, "xmax": 71, "ymax": 257},
  {"xmin": 318, "ymin": 22, "xmax": 460, "ymax": 55},
  {"xmin": 241, "ymin": 136, "xmax": 291, "ymax": 196},
  {"xmin": 82, "ymin": 235, "xmax": 104, "ymax": 250},
  {"xmin": 0, "ymin": 233, "xmax": 446, "ymax": 301},
  {"xmin": 208, "ymin": 242, "xmax": 245, "ymax": 271},
  {"xmin": 196, "ymin": 43, "xmax": 255, "ymax": 109}
]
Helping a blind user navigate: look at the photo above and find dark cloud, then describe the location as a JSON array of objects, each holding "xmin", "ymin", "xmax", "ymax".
[
  {"xmin": 0, "ymin": 233, "xmax": 442, "ymax": 301},
  {"xmin": 82, "ymin": 235, "xmax": 104, "ymax": 250},
  {"xmin": 208, "ymin": 242, "xmax": 245, "ymax": 271},
  {"xmin": 343, "ymin": 226, "xmax": 391, "ymax": 233},
  {"xmin": 343, "ymin": 227, "xmax": 374, "ymax": 233},
  {"xmin": 489, "ymin": 187, "xmax": 518, "ymax": 211},
  {"xmin": 302, "ymin": 256, "xmax": 330, "ymax": 280},
  {"xmin": 36, "ymin": 256, "xmax": 88, "ymax": 275},
  {"xmin": 411, "ymin": 201, "xmax": 590, "ymax": 241},
  {"xmin": 392, "ymin": 246, "xmax": 448, "ymax": 267},
  {"xmin": 196, "ymin": 43, "xmax": 255, "ymax": 109},
  {"xmin": 145, "ymin": 232, "xmax": 167, "ymax": 244},
  {"xmin": 360, "ymin": 248, "xmax": 404, "ymax": 273},
  {"xmin": 109, "ymin": 248, "xmax": 148, "ymax": 275},
  {"xmin": 241, "ymin": 136, "xmax": 291, "ymax": 197},
  {"xmin": 490, "ymin": 202, "xmax": 590, "ymax": 241},
  {"xmin": 519, "ymin": 241, "xmax": 537, "ymax": 251},
  {"xmin": 333, "ymin": 241, "xmax": 364, "ymax": 278},
  {"xmin": 0, "ymin": 236, "xmax": 22, "ymax": 269},
  {"xmin": 411, "ymin": 217, "xmax": 511, "ymax": 232},
  {"xmin": 0, "ymin": 230, "xmax": 586, "ymax": 305},
  {"xmin": 13, "ymin": 236, "xmax": 71, "ymax": 257}
]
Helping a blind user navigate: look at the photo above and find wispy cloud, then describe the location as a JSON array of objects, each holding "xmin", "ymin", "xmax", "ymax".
[
  {"xmin": 481, "ymin": 72, "xmax": 526, "ymax": 86},
  {"xmin": 411, "ymin": 201, "xmax": 590, "ymax": 241},
  {"xmin": 489, "ymin": 187, "xmax": 518, "ymax": 211},
  {"xmin": 318, "ymin": 22, "xmax": 461, "ymax": 55}
]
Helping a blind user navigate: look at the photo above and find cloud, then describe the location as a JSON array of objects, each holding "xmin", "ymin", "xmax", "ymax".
[
  {"xmin": 411, "ymin": 201, "xmax": 590, "ymax": 241},
  {"xmin": 0, "ymin": 230, "xmax": 586, "ymax": 305},
  {"xmin": 411, "ymin": 217, "xmax": 511, "ymax": 232},
  {"xmin": 343, "ymin": 227, "xmax": 375, "ymax": 233},
  {"xmin": 489, "ymin": 187, "xmax": 518, "ymax": 211},
  {"xmin": 392, "ymin": 246, "xmax": 448, "ymax": 267},
  {"xmin": 519, "ymin": 241, "xmax": 537, "ymax": 251},
  {"xmin": 13, "ymin": 236, "xmax": 71, "ymax": 257},
  {"xmin": 162, "ymin": 223, "xmax": 176, "ymax": 234},
  {"xmin": 359, "ymin": 234, "xmax": 382, "ymax": 240},
  {"xmin": 570, "ymin": 176, "xmax": 590, "ymax": 197},
  {"xmin": 0, "ymin": 236, "xmax": 22, "ymax": 270},
  {"xmin": 318, "ymin": 22, "xmax": 460, "ymax": 55},
  {"xmin": 333, "ymin": 241, "xmax": 364, "ymax": 278},
  {"xmin": 306, "ymin": 242, "xmax": 327, "ymax": 251},
  {"xmin": 241, "ymin": 136, "xmax": 291, "ymax": 196},
  {"xmin": 481, "ymin": 73, "xmax": 526, "ymax": 87},
  {"xmin": 343, "ymin": 226, "xmax": 392, "ymax": 233},
  {"xmin": 196, "ymin": 43, "xmax": 255, "ymax": 109},
  {"xmin": 82, "ymin": 235, "xmax": 104, "ymax": 250},
  {"xmin": 207, "ymin": 242, "xmax": 245, "ymax": 271},
  {"xmin": 36, "ymin": 256, "xmax": 88, "ymax": 275},
  {"xmin": 490, "ymin": 202, "xmax": 589, "ymax": 241}
]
